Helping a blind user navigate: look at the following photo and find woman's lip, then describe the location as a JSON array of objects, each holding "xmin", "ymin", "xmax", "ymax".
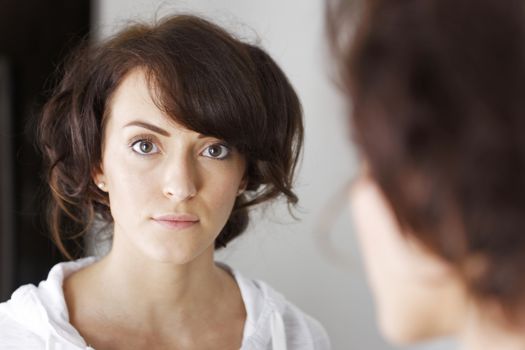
[
  {"xmin": 153, "ymin": 219, "xmax": 198, "ymax": 230},
  {"xmin": 153, "ymin": 214, "xmax": 199, "ymax": 222},
  {"xmin": 152, "ymin": 214, "xmax": 199, "ymax": 230}
]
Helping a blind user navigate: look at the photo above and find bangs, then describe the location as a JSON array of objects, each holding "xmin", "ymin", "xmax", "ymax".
[{"xmin": 141, "ymin": 20, "xmax": 269, "ymax": 157}]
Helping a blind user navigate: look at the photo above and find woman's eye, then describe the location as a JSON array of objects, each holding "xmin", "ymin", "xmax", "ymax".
[
  {"xmin": 131, "ymin": 140, "xmax": 159, "ymax": 155},
  {"xmin": 201, "ymin": 144, "xmax": 230, "ymax": 159}
]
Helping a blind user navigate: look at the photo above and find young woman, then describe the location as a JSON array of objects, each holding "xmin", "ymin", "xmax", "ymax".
[
  {"xmin": 328, "ymin": 0, "xmax": 525, "ymax": 349},
  {"xmin": 0, "ymin": 15, "xmax": 330, "ymax": 350}
]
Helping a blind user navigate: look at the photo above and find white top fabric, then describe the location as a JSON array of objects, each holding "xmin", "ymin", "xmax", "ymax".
[{"xmin": 0, "ymin": 257, "xmax": 331, "ymax": 350}]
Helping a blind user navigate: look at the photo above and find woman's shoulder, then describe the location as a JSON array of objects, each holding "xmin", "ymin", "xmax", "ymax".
[
  {"xmin": 0, "ymin": 257, "xmax": 98, "ymax": 349},
  {"xmin": 0, "ymin": 318, "xmax": 44, "ymax": 349},
  {"xmin": 0, "ymin": 286, "xmax": 47, "ymax": 349},
  {"xmin": 222, "ymin": 264, "xmax": 331, "ymax": 350}
]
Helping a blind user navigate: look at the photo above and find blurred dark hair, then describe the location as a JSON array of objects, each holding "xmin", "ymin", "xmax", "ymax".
[
  {"xmin": 328, "ymin": 0, "xmax": 525, "ymax": 320},
  {"xmin": 38, "ymin": 14, "xmax": 303, "ymax": 259}
]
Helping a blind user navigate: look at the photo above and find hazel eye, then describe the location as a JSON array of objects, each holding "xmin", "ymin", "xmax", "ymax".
[
  {"xmin": 201, "ymin": 144, "xmax": 230, "ymax": 160},
  {"xmin": 131, "ymin": 140, "xmax": 159, "ymax": 155}
]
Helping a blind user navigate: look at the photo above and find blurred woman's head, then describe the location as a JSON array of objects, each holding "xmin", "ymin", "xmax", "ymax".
[{"xmin": 329, "ymin": 0, "xmax": 525, "ymax": 344}]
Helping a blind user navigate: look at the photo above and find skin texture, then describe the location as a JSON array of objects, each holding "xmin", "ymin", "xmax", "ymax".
[{"xmin": 63, "ymin": 69, "xmax": 248, "ymax": 350}]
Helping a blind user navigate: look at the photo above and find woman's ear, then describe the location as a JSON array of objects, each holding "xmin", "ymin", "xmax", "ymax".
[
  {"xmin": 237, "ymin": 176, "xmax": 248, "ymax": 196},
  {"xmin": 92, "ymin": 164, "xmax": 107, "ymax": 192}
]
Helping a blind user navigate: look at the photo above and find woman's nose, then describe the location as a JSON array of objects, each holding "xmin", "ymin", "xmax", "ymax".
[{"xmin": 162, "ymin": 154, "xmax": 198, "ymax": 202}]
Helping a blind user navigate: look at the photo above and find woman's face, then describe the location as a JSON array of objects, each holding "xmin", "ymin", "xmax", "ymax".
[
  {"xmin": 95, "ymin": 69, "xmax": 246, "ymax": 265},
  {"xmin": 349, "ymin": 170, "xmax": 466, "ymax": 344}
]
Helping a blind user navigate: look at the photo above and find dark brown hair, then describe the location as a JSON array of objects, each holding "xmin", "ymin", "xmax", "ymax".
[
  {"xmin": 329, "ymin": 0, "xmax": 525, "ymax": 320},
  {"xmin": 38, "ymin": 14, "xmax": 303, "ymax": 259}
]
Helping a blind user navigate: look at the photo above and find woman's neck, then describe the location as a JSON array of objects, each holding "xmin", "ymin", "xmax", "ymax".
[
  {"xmin": 64, "ymin": 239, "xmax": 244, "ymax": 336},
  {"xmin": 95, "ymin": 249, "xmax": 224, "ymax": 315}
]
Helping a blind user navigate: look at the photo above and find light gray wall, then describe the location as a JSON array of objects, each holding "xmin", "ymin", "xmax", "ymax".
[{"xmin": 94, "ymin": 1, "xmax": 456, "ymax": 349}]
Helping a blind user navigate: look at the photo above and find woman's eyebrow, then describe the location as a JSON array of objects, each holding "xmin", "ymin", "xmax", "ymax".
[{"xmin": 124, "ymin": 120, "xmax": 171, "ymax": 137}]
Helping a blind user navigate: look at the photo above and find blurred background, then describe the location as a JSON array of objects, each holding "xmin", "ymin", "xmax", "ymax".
[{"xmin": 0, "ymin": 1, "xmax": 456, "ymax": 349}]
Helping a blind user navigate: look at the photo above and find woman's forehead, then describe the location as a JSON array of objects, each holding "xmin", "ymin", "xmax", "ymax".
[{"xmin": 107, "ymin": 69, "xmax": 183, "ymax": 132}]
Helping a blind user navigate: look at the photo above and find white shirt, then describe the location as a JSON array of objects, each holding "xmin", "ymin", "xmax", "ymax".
[{"xmin": 0, "ymin": 258, "xmax": 330, "ymax": 350}]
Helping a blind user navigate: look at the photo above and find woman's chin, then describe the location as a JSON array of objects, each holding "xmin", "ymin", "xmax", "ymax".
[{"xmin": 137, "ymin": 242, "xmax": 208, "ymax": 266}]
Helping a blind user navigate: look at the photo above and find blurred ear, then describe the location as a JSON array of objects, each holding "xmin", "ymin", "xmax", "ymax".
[
  {"xmin": 404, "ymin": 235, "xmax": 459, "ymax": 284},
  {"xmin": 349, "ymin": 172, "xmax": 458, "ymax": 284}
]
